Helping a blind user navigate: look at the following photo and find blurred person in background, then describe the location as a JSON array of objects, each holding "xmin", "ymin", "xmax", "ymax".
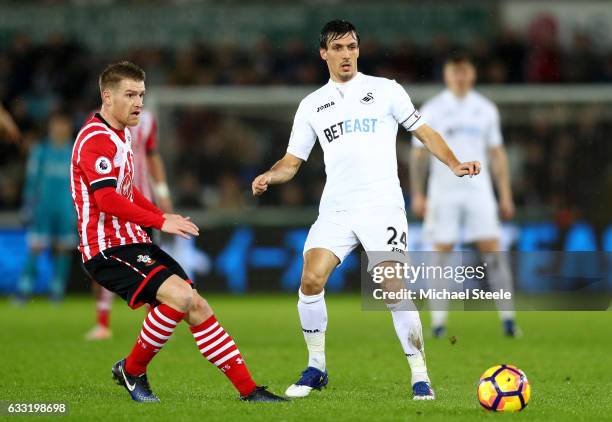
[
  {"xmin": 16, "ymin": 111, "xmax": 76, "ymax": 303},
  {"xmin": 410, "ymin": 52, "xmax": 519, "ymax": 338},
  {"xmin": 0, "ymin": 103, "xmax": 22, "ymax": 144}
]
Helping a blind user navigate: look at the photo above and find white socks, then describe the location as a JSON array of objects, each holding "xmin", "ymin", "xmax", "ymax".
[
  {"xmin": 430, "ymin": 310, "xmax": 448, "ymax": 329},
  {"xmin": 483, "ymin": 253, "xmax": 516, "ymax": 321},
  {"xmin": 388, "ymin": 300, "xmax": 430, "ymax": 384},
  {"xmin": 298, "ymin": 290, "xmax": 430, "ymax": 384},
  {"xmin": 298, "ymin": 289, "xmax": 327, "ymax": 371}
]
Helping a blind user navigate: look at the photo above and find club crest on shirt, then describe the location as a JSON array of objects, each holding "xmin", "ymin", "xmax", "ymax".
[
  {"xmin": 137, "ymin": 254, "xmax": 155, "ymax": 266},
  {"xmin": 95, "ymin": 156, "xmax": 112, "ymax": 175},
  {"xmin": 120, "ymin": 173, "xmax": 133, "ymax": 196},
  {"xmin": 360, "ymin": 92, "xmax": 375, "ymax": 105}
]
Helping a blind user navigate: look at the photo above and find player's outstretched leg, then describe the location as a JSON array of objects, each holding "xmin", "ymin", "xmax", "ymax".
[
  {"xmin": 112, "ymin": 277, "xmax": 188, "ymax": 402},
  {"xmin": 429, "ymin": 247, "xmax": 454, "ymax": 338},
  {"xmin": 388, "ymin": 299, "xmax": 435, "ymax": 400},
  {"xmin": 15, "ymin": 247, "xmax": 41, "ymax": 304},
  {"xmin": 285, "ymin": 289, "xmax": 329, "ymax": 398},
  {"xmin": 286, "ymin": 249, "xmax": 336, "ymax": 398},
  {"xmin": 479, "ymin": 246, "xmax": 521, "ymax": 338},
  {"xmin": 49, "ymin": 248, "xmax": 71, "ymax": 302},
  {"xmin": 184, "ymin": 289, "xmax": 286, "ymax": 402}
]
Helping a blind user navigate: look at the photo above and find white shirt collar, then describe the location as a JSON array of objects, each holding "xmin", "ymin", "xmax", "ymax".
[
  {"xmin": 328, "ymin": 72, "xmax": 363, "ymax": 97},
  {"xmin": 443, "ymin": 89, "xmax": 474, "ymax": 105}
]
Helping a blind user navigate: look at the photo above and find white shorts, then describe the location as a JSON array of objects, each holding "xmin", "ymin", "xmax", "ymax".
[
  {"xmin": 424, "ymin": 192, "xmax": 500, "ymax": 245},
  {"xmin": 303, "ymin": 207, "xmax": 408, "ymax": 268}
]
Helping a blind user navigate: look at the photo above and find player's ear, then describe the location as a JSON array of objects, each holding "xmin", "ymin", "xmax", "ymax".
[
  {"xmin": 101, "ymin": 88, "xmax": 112, "ymax": 106},
  {"xmin": 320, "ymin": 47, "xmax": 328, "ymax": 61}
]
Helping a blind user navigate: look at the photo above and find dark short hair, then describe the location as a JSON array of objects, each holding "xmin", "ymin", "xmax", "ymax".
[
  {"xmin": 445, "ymin": 51, "xmax": 474, "ymax": 66},
  {"xmin": 319, "ymin": 19, "xmax": 360, "ymax": 49},
  {"xmin": 99, "ymin": 61, "xmax": 145, "ymax": 92}
]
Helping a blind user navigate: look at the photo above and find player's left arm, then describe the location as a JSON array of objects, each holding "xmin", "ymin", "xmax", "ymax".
[
  {"xmin": 146, "ymin": 152, "xmax": 173, "ymax": 213},
  {"xmin": 489, "ymin": 147, "xmax": 514, "ymax": 220},
  {"xmin": 144, "ymin": 117, "xmax": 173, "ymax": 213},
  {"xmin": 412, "ymin": 124, "xmax": 480, "ymax": 177},
  {"xmin": 487, "ymin": 104, "xmax": 514, "ymax": 220},
  {"xmin": 390, "ymin": 81, "xmax": 479, "ymax": 178}
]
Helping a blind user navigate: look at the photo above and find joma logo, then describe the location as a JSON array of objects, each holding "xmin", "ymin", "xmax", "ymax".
[{"xmin": 316, "ymin": 101, "xmax": 335, "ymax": 112}]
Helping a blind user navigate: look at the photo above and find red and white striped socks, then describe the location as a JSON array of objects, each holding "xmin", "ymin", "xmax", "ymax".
[
  {"xmin": 125, "ymin": 304, "xmax": 185, "ymax": 376},
  {"xmin": 190, "ymin": 315, "xmax": 256, "ymax": 396},
  {"xmin": 123, "ymin": 305, "xmax": 257, "ymax": 397}
]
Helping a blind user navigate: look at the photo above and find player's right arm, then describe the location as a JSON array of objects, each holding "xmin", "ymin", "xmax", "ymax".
[
  {"xmin": 252, "ymin": 99, "xmax": 315, "ymax": 197},
  {"xmin": 409, "ymin": 147, "xmax": 429, "ymax": 218},
  {"xmin": 252, "ymin": 153, "xmax": 303, "ymax": 196}
]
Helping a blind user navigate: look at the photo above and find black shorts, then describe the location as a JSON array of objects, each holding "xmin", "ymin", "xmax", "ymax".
[{"xmin": 83, "ymin": 243, "xmax": 193, "ymax": 309}]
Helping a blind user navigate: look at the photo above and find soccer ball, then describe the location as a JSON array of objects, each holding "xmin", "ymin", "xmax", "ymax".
[{"xmin": 477, "ymin": 364, "xmax": 531, "ymax": 412}]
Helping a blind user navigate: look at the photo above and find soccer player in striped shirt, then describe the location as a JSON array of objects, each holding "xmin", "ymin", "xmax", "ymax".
[
  {"xmin": 72, "ymin": 61, "xmax": 284, "ymax": 402},
  {"xmin": 85, "ymin": 109, "xmax": 173, "ymax": 341}
]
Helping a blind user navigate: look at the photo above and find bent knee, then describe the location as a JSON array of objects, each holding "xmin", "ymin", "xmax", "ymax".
[
  {"xmin": 164, "ymin": 280, "xmax": 193, "ymax": 312},
  {"xmin": 190, "ymin": 293, "xmax": 212, "ymax": 314},
  {"xmin": 301, "ymin": 271, "xmax": 327, "ymax": 295}
]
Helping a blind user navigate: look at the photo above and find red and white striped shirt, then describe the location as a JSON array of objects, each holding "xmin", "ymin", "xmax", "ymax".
[
  {"xmin": 129, "ymin": 109, "xmax": 158, "ymax": 201},
  {"xmin": 71, "ymin": 114, "xmax": 155, "ymax": 262}
]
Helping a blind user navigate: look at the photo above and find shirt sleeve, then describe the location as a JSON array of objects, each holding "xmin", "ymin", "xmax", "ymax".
[
  {"xmin": 133, "ymin": 186, "xmax": 164, "ymax": 216},
  {"xmin": 286, "ymin": 99, "xmax": 317, "ymax": 161},
  {"xmin": 78, "ymin": 134, "xmax": 118, "ymax": 192},
  {"xmin": 389, "ymin": 80, "xmax": 425, "ymax": 132},
  {"xmin": 145, "ymin": 117, "xmax": 158, "ymax": 154},
  {"xmin": 411, "ymin": 101, "xmax": 432, "ymax": 149},
  {"xmin": 93, "ymin": 187, "xmax": 165, "ymax": 229},
  {"xmin": 487, "ymin": 105, "xmax": 503, "ymax": 147}
]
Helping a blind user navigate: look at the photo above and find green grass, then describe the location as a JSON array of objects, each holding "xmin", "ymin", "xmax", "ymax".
[{"xmin": 1, "ymin": 294, "xmax": 611, "ymax": 421}]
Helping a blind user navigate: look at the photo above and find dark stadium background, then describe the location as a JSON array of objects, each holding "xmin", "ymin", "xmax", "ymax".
[{"xmin": 0, "ymin": 1, "xmax": 610, "ymax": 294}]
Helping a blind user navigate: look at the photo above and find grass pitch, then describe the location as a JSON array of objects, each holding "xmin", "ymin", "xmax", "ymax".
[{"xmin": 1, "ymin": 294, "xmax": 611, "ymax": 421}]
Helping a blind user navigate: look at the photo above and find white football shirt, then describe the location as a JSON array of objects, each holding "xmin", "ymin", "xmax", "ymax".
[
  {"xmin": 287, "ymin": 72, "xmax": 424, "ymax": 213},
  {"xmin": 412, "ymin": 90, "xmax": 502, "ymax": 198}
]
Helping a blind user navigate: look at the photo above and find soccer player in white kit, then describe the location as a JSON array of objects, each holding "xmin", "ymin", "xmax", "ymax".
[
  {"xmin": 252, "ymin": 20, "xmax": 481, "ymax": 400},
  {"xmin": 410, "ymin": 52, "xmax": 519, "ymax": 338}
]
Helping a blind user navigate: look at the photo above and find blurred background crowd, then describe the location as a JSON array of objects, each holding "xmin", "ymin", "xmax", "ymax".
[{"xmin": 0, "ymin": 2, "xmax": 610, "ymax": 234}]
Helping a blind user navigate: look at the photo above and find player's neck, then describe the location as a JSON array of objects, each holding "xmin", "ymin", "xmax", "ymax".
[
  {"xmin": 329, "ymin": 71, "xmax": 358, "ymax": 84},
  {"xmin": 449, "ymin": 89, "xmax": 470, "ymax": 99},
  {"xmin": 99, "ymin": 108, "xmax": 126, "ymax": 131}
]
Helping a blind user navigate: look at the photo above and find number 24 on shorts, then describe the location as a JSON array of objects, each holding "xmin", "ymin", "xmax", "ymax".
[{"xmin": 387, "ymin": 227, "xmax": 407, "ymax": 248}]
